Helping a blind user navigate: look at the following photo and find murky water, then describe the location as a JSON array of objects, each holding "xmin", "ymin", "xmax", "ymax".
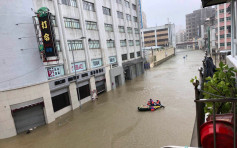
[{"xmin": 0, "ymin": 49, "xmax": 204, "ymax": 148}]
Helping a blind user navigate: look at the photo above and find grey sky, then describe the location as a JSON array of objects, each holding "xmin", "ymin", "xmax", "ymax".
[{"xmin": 141, "ymin": 0, "xmax": 202, "ymax": 31}]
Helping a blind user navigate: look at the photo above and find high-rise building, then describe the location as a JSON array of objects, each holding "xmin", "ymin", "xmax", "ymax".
[
  {"xmin": 186, "ymin": 7, "xmax": 216, "ymax": 41},
  {"xmin": 176, "ymin": 30, "xmax": 186, "ymax": 43},
  {"xmin": 0, "ymin": 0, "xmax": 144, "ymax": 139},
  {"xmin": 216, "ymin": 3, "xmax": 231, "ymax": 50}
]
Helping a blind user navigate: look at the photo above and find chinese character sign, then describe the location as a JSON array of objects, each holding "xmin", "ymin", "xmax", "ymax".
[
  {"xmin": 71, "ymin": 62, "xmax": 87, "ymax": 73},
  {"xmin": 91, "ymin": 59, "xmax": 103, "ymax": 68},
  {"xmin": 38, "ymin": 12, "xmax": 57, "ymax": 57},
  {"xmin": 47, "ymin": 65, "xmax": 65, "ymax": 79}
]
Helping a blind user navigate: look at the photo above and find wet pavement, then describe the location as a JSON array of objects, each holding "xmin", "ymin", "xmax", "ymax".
[{"xmin": 0, "ymin": 49, "xmax": 204, "ymax": 148}]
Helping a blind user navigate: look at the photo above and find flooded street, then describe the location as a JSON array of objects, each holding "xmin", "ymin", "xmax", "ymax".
[{"xmin": 0, "ymin": 49, "xmax": 204, "ymax": 148}]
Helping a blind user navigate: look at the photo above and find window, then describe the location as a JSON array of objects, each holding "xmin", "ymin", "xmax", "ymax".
[
  {"xmin": 64, "ymin": 18, "xmax": 80, "ymax": 29},
  {"xmin": 133, "ymin": 16, "xmax": 138, "ymax": 22},
  {"xmin": 62, "ymin": 0, "xmax": 77, "ymax": 7},
  {"xmin": 220, "ymin": 18, "xmax": 224, "ymax": 22},
  {"xmin": 67, "ymin": 40, "xmax": 83, "ymax": 50},
  {"xmin": 105, "ymin": 24, "xmax": 113, "ymax": 32},
  {"xmin": 55, "ymin": 41, "xmax": 61, "ymax": 51},
  {"xmin": 132, "ymin": 4, "xmax": 136, "ymax": 10},
  {"xmin": 129, "ymin": 40, "xmax": 134, "ymax": 46},
  {"xmin": 119, "ymin": 26, "xmax": 125, "ymax": 33},
  {"xmin": 220, "ymin": 43, "xmax": 225, "ymax": 46},
  {"xmin": 220, "ymin": 26, "xmax": 224, "ymax": 30},
  {"xmin": 89, "ymin": 40, "xmax": 100, "ymax": 49},
  {"xmin": 227, "ymin": 42, "xmax": 231, "ymax": 46},
  {"xmin": 227, "ymin": 34, "xmax": 231, "ymax": 38},
  {"xmin": 136, "ymin": 40, "xmax": 140, "ymax": 46},
  {"xmin": 134, "ymin": 28, "xmax": 139, "ymax": 34},
  {"xmin": 125, "ymin": 0, "xmax": 130, "ymax": 8},
  {"xmin": 107, "ymin": 40, "xmax": 115, "ymax": 48},
  {"xmin": 86, "ymin": 21, "xmax": 97, "ymax": 30},
  {"xmin": 227, "ymin": 17, "xmax": 231, "ymax": 21},
  {"xmin": 117, "ymin": 11, "xmax": 124, "ymax": 19},
  {"xmin": 137, "ymin": 51, "xmax": 141, "ymax": 57},
  {"xmin": 51, "ymin": 92, "xmax": 70, "ymax": 112},
  {"xmin": 83, "ymin": 1, "xmax": 95, "ymax": 11},
  {"xmin": 220, "ymin": 35, "xmax": 224, "ymax": 38},
  {"xmin": 219, "ymin": 9, "xmax": 224, "ymax": 13},
  {"xmin": 120, "ymin": 40, "xmax": 127, "ymax": 47},
  {"xmin": 103, "ymin": 7, "xmax": 111, "ymax": 16},
  {"xmin": 130, "ymin": 53, "xmax": 135, "ymax": 59},
  {"xmin": 126, "ymin": 14, "xmax": 132, "ymax": 21},
  {"xmin": 116, "ymin": 0, "xmax": 122, "ymax": 4},
  {"xmin": 127, "ymin": 27, "xmax": 133, "ymax": 34},
  {"xmin": 51, "ymin": 15, "xmax": 57, "ymax": 27},
  {"xmin": 122, "ymin": 54, "xmax": 127, "ymax": 61}
]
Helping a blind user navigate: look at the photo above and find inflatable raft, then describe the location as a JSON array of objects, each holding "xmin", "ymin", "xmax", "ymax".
[{"xmin": 138, "ymin": 105, "xmax": 164, "ymax": 111}]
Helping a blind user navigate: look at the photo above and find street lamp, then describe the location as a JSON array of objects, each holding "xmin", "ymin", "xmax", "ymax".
[{"xmin": 71, "ymin": 36, "xmax": 86, "ymax": 109}]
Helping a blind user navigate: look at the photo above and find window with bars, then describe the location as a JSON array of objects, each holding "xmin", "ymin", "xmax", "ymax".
[
  {"xmin": 62, "ymin": 0, "xmax": 77, "ymax": 7},
  {"xmin": 105, "ymin": 24, "xmax": 113, "ymax": 32},
  {"xmin": 136, "ymin": 40, "xmax": 140, "ymax": 46},
  {"xmin": 227, "ymin": 42, "xmax": 231, "ymax": 46},
  {"xmin": 126, "ymin": 14, "xmax": 132, "ymax": 21},
  {"xmin": 132, "ymin": 4, "xmax": 136, "ymax": 10},
  {"xmin": 130, "ymin": 53, "xmax": 135, "ymax": 58},
  {"xmin": 55, "ymin": 41, "xmax": 61, "ymax": 52},
  {"xmin": 124, "ymin": 0, "xmax": 130, "ymax": 8},
  {"xmin": 117, "ymin": 11, "xmax": 124, "ymax": 19},
  {"xmin": 64, "ymin": 18, "xmax": 80, "ymax": 29},
  {"xmin": 220, "ymin": 35, "xmax": 224, "ymax": 38},
  {"xmin": 220, "ymin": 18, "xmax": 224, "ymax": 22},
  {"xmin": 103, "ymin": 7, "xmax": 111, "ymax": 16},
  {"xmin": 227, "ymin": 17, "xmax": 231, "ymax": 21},
  {"xmin": 119, "ymin": 26, "xmax": 125, "ymax": 33},
  {"xmin": 134, "ymin": 28, "xmax": 139, "ymax": 34},
  {"xmin": 120, "ymin": 40, "xmax": 127, "ymax": 47},
  {"xmin": 127, "ymin": 27, "xmax": 133, "ymax": 34},
  {"xmin": 67, "ymin": 40, "xmax": 83, "ymax": 50},
  {"xmin": 107, "ymin": 40, "xmax": 115, "ymax": 48},
  {"xmin": 227, "ymin": 34, "xmax": 231, "ymax": 38},
  {"xmin": 86, "ymin": 21, "xmax": 97, "ymax": 30},
  {"xmin": 219, "ymin": 9, "xmax": 224, "ymax": 13},
  {"xmin": 122, "ymin": 54, "xmax": 127, "ymax": 61},
  {"xmin": 220, "ymin": 26, "xmax": 224, "ymax": 30},
  {"xmin": 83, "ymin": 1, "xmax": 95, "ymax": 11},
  {"xmin": 89, "ymin": 40, "xmax": 100, "ymax": 49},
  {"xmin": 133, "ymin": 16, "xmax": 138, "ymax": 22},
  {"xmin": 116, "ymin": 0, "xmax": 122, "ymax": 4},
  {"xmin": 220, "ymin": 43, "xmax": 225, "ymax": 46},
  {"xmin": 51, "ymin": 15, "xmax": 57, "ymax": 27},
  {"xmin": 129, "ymin": 40, "xmax": 134, "ymax": 46},
  {"xmin": 137, "ymin": 51, "xmax": 141, "ymax": 57}
]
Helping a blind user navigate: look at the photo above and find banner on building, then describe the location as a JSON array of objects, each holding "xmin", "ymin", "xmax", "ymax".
[
  {"xmin": 109, "ymin": 56, "xmax": 117, "ymax": 64},
  {"xmin": 72, "ymin": 61, "xmax": 87, "ymax": 73},
  {"xmin": 91, "ymin": 59, "xmax": 103, "ymax": 68},
  {"xmin": 47, "ymin": 65, "xmax": 65, "ymax": 79},
  {"xmin": 37, "ymin": 8, "xmax": 57, "ymax": 58}
]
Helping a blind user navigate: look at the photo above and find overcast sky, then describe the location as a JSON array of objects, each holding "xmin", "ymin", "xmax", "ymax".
[{"xmin": 141, "ymin": 0, "xmax": 202, "ymax": 32}]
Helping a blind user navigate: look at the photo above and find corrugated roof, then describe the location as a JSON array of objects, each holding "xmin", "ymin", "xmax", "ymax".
[{"xmin": 202, "ymin": 0, "xmax": 230, "ymax": 7}]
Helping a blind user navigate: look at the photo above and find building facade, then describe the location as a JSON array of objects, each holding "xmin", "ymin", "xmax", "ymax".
[
  {"xmin": 216, "ymin": 3, "xmax": 231, "ymax": 50},
  {"xmin": 0, "ymin": 0, "xmax": 144, "ymax": 139},
  {"xmin": 176, "ymin": 29, "xmax": 186, "ymax": 44},
  {"xmin": 141, "ymin": 24, "xmax": 176, "ymax": 48},
  {"xmin": 186, "ymin": 7, "xmax": 215, "ymax": 41}
]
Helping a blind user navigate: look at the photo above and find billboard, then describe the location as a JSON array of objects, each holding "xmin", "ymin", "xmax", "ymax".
[
  {"xmin": 38, "ymin": 12, "xmax": 57, "ymax": 57},
  {"xmin": 47, "ymin": 65, "xmax": 65, "ymax": 79},
  {"xmin": 71, "ymin": 61, "xmax": 87, "ymax": 73}
]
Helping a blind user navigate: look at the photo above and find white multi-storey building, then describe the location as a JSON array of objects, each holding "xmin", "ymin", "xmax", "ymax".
[{"xmin": 0, "ymin": 0, "xmax": 144, "ymax": 139}]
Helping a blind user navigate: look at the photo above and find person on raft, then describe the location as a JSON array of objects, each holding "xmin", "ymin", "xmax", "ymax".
[{"xmin": 147, "ymin": 99, "xmax": 154, "ymax": 106}]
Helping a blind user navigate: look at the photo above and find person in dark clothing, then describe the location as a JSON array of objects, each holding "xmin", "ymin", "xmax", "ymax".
[{"xmin": 205, "ymin": 57, "xmax": 216, "ymax": 78}]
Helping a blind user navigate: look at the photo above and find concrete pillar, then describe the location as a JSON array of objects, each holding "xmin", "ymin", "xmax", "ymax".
[
  {"xmin": 105, "ymin": 66, "xmax": 112, "ymax": 92},
  {"xmin": 89, "ymin": 76, "xmax": 97, "ymax": 99},
  {"xmin": 69, "ymin": 83, "xmax": 79, "ymax": 110}
]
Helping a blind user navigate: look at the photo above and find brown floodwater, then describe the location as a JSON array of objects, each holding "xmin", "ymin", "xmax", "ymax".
[{"xmin": 0, "ymin": 49, "xmax": 204, "ymax": 148}]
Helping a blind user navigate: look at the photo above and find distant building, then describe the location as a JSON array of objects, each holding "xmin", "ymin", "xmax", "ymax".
[
  {"xmin": 141, "ymin": 24, "xmax": 176, "ymax": 48},
  {"xmin": 186, "ymin": 7, "xmax": 216, "ymax": 41},
  {"xmin": 142, "ymin": 11, "xmax": 148, "ymax": 28},
  {"xmin": 216, "ymin": 3, "xmax": 231, "ymax": 50},
  {"xmin": 176, "ymin": 30, "xmax": 186, "ymax": 43}
]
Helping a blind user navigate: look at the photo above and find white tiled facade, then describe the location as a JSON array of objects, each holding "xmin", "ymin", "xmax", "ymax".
[{"xmin": 0, "ymin": 0, "xmax": 144, "ymax": 139}]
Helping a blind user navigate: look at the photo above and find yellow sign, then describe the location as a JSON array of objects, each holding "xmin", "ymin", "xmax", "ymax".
[
  {"xmin": 44, "ymin": 33, "xmax": 50, "ymax": 41},
  {"xmin": 41, "ymin": 21, "xmax": 47, "ymax": 29}
]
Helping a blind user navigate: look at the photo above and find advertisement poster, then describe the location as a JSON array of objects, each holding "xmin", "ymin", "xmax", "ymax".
[
  {"xmin": 47, "ymin": 65, "xmax": 65, "ymax": 79},
  {"xmin": 72, "ymin": 61, "xmax": 87, "ymax": 72}
]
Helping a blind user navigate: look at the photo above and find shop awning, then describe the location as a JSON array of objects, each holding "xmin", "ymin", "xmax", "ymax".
[{"xmin": 202, "ymin": 0, "xmax": 231, "ymax": 7}]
